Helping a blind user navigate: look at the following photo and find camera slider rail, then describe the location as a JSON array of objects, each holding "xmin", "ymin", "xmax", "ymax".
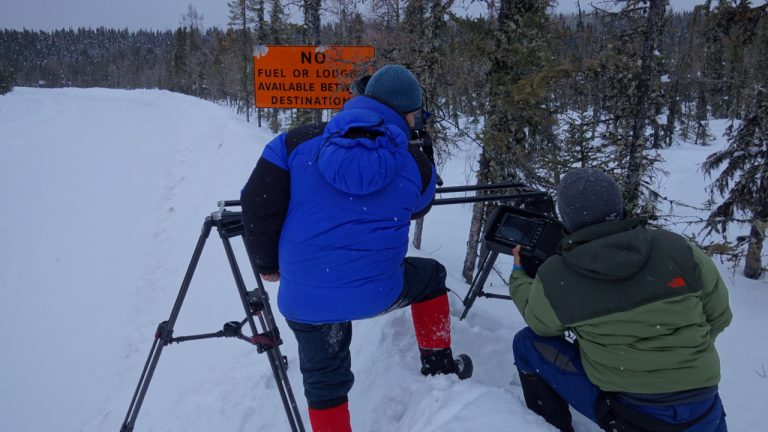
[
  {"xmin": 220, "ymin": 184, "xmax": 556, "ymax": 324},
  {"xmin": 217, "ymin": 182, "xmax": 550, "ymax": 209},
  {"xmin": 432, "ymin": 183, "xmax": 548, "ymax": 206},
  {"xmin": 119, "ymin": 207, "xmax": 305, "ymax": 432}
]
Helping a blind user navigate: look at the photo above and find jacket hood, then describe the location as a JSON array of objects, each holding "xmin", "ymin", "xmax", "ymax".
[
  {"xmin": 317, "ymin": 97, "xmax": 410, "ymax": 195},
  {"xmin": 558, "ymin": 217, "xmax": 652, "ymax": 280}
]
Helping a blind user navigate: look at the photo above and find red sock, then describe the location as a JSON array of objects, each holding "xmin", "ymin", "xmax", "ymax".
[
  {"xmin": 308, "ymin": 402, "xmax": 352, "ymax": 432},
  {"xmin": 411, "ymin": 293, "xmax": 451, "ymax": 350}
]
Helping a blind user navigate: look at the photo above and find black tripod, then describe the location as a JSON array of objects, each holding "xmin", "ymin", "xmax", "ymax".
[
  {"xmin": 120, "ymin": 203, "xmax": 305, "ymax": 432},
  {"xmin": 459, "ymin": 249, "xmax": 509, "ymax": 320}
]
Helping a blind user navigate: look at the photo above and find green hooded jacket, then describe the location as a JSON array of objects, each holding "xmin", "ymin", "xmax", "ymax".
[{"xmin": 509, "ymin": 217, "xmax": 732, "ymax": 393}]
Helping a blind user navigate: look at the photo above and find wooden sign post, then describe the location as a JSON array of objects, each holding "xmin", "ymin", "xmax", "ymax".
[{"xmin": 253, "ymin": 45, "xmax": 375, "ymax": 110}]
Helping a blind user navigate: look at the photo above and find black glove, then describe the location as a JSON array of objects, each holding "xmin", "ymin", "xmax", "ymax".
[{"xmin": 257, "ymin": 266, "xmax": 279, "ymax": 275}]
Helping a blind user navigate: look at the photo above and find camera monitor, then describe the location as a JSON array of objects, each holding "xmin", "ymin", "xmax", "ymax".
[
  {"xmin": 496, "ymin": 213, "xmax": 543, "ymax": 248},
  {"xmin": 483, "ymin": 206, "xmax": 564, "ymax": 275}
]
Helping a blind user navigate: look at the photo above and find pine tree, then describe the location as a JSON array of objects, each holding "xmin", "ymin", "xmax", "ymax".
[
  {"xmin": 248, "ymin": 0, "xmax": 268, "ymax": 43},
  {"xmin": 593, "ymin": 0, "xmax": 667, "ymax": 216},
  {"xmin": 461, "ymin": 0, "xmax": 554, "ymax": 283},
  {"xmin": 303, "ymin": 0, "xmax": 323, "ymax": 124},
  {"xmin": 303, "ymin": 0, "xmax": 322, "ymax": 44},
  {"xmin": 399, "ymin": 0, "xmax": 454, "ymax": 249},
  {"xmin": 180, "ymin": 7, "xmax": 211, "ymax": 99},
  {"xmin": 0, "ymin": 63, "xmax": 14, "ymax": 95},
  {"xmin": 247, "ymin": 0, "xmax": 268, "ymax": 126},
  {"xmin": 265, "ymin": 0, "xmax": 290, "ymax": 132},
  {"xmin": 171, "ymin": 27, "xmax": 191, "ymax": 93},
  {"xmin": 702, "ymin": 88, "xmax": 768, "ymax": 280},
  {"xmin": 268, "ymin": 0, "xmax": 288, "ymax": 44},
  {"xmin": 209, "ymin": 29, "xmax": 229, "ymax": 102},
  {"xmin": 228, "ymin": 0, "xmax": 254, "ymax": 121}
]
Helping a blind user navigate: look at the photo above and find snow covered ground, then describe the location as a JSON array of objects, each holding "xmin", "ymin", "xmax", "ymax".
[{"xmin": 0, "ymin": 88, "xmax": 765, "ymax": 432}]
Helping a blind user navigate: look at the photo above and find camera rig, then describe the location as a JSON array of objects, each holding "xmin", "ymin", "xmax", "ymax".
[
  {"xmin": 430, "ymin": 183, "xmax": 563, "ymax": 320},
  {"xmin": 119, "ymin": 183, "xmax": 560, "ymax": 432}
]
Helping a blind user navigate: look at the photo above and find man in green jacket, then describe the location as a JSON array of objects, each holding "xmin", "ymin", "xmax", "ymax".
[{"xmin": 509, "ymin": 168, "xmax": 732, "ymax": 432}]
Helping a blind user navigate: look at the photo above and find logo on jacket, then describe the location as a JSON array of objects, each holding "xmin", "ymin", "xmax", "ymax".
[{"xmin": 666, "ymin": 277, "xmax": 687, "ymax": 288}]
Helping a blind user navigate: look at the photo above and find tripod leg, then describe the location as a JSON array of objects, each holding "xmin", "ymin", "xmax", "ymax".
[
  {"xmin": 244, "ymin": 265, "xmax": 304, "ymax": 425},
  {"xmin": 220, "ymin": 234, "xmax": 305, "ymax": 432},
  {"xmin": 120, "ymin": 337, "xmax": 159, "ymax": 432},
  {"xmin": 459, "ymin": 251, "xmax": 500, "ymax": 320},
  {"xmin": 120, "ymin": 219, "xmax": 214, "ymax": 432},
  {"xmin": 253, "ymin": 276, "xmax": 306, "ymax": 432},
  {"xmin": 459, "ymin": 249, "xmax": 491, "ymax": 319}
]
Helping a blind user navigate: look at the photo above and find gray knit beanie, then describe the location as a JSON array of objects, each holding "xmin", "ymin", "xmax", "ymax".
[
  {"xmin": 364, "ymin": 65, "xmax": 422, "ymax": 113},
  {"xmin": 556, "ymin": 168, "xmax": 625, "ymax": 232}
]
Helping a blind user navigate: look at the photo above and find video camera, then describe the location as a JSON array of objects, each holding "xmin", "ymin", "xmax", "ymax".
[
  {"xmin": 431, "ymin": 183, "xmax": 565, "ymax": 319},
  {"xmin": 433, "ymin": 184, "xmax": 564, "ymax": 277},
  {"xmin": 482, "ymin": 205, "xmax": 564, "ymax": 278}
]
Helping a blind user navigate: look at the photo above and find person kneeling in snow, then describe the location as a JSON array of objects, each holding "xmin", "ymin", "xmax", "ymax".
[
  {"xmin": 509, "ymin": 168, "xmax": 732, "ymax": 432},
  {"xmin": 240, "ymin": 64, "xmax": 472, "ymax": 432}
]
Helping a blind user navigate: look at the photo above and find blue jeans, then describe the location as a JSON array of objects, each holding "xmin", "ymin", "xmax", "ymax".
[
  {"xmin": 288, "ymin": 257, "xmax": 448, "ymax": 408},
  {"xmin": 512, "ymin": 327, "xmax": 727, "ymax": 431}
]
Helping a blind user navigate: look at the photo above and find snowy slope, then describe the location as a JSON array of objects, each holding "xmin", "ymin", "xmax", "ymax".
[{"xmin": 0, "ymin": 88, "xmax": 765, "ymax": 432}]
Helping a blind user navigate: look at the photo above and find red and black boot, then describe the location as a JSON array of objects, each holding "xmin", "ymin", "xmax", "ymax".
[{"xmin": 411, "ymin": 293, "xmax": 473, "ymax": 380}]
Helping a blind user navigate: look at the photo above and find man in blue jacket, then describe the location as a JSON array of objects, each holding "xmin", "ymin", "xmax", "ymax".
[{"xmin": 241, "ymin": 64, "xmax": 472, "ymax": 432}]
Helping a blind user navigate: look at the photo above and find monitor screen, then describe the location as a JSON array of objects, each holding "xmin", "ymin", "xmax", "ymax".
[{"xmin": 495, "ymin": 214, "xmax": 541, "ymax": 246}]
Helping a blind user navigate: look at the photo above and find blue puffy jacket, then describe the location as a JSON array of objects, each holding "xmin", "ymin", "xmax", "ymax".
[{"xmin": 241, "ymin": 96, "xmax": 436, "ymax": 323}]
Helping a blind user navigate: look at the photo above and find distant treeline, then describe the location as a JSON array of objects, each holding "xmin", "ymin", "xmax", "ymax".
[
  {"xmin": 0, "ymin": 26, "xmax": 301, "ymax": 109},
  {"xmin": 0, "ymin": 4, "xmax": 765, "ymax": 133}
]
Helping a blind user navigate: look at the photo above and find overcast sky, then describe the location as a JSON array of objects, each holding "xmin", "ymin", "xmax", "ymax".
[{"xmin": 0, "ymin": 1, "xmax": 742, "ymax": 31}]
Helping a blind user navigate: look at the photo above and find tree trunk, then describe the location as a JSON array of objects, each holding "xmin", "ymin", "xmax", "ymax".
[
  {"xmin": 462, "ymin": 153, "xmax": 490, "ymax": 283},
  {"xmin": 241, "ymin": 5, "xmax": 250, "ymax": 123},
  {"xmin": 412, "ymin": 217, "xmax": 424, "ymax": 249},
  {"xmin": 303, "ymin": 0, "xmax": 322, "ymax": 124},
  {"xmin": 623, "ymin": 0, "xmax": 667, "ymax": 213},
  {"xmin": 462, "ymin": 200, "xmax": 487, "ymax": 283},
  {"xmin": 664, "ymin": 76, "xmax": 681, "ymax": 147},
  {"xmin": 744, "ymin": 219, "xmax": 766, "ymax": 280},
  {"xmin": 462, "ymin": 0, "xmax": 518, "ymax": 283},
  {"xmin": 694, "ymin": 84, "xmax": 710, "ymax": 145},
  {"xmin": 405, "ymin": 0, "xmax": 452, "ymax": 250}
]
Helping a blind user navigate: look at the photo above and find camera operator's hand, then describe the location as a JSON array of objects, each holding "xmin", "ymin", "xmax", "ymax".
[
  {"xmin": 261, "ymin": 272, "xmax": 280, "ymax": 282},
  {"xmin": 512, "ymin": 245, "xmax": 523, "ymax": 268}
]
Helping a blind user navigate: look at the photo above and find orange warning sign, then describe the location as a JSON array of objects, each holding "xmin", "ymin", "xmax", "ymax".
[{"xmin": 253, "ymin": 45, "xmax": 375, "ymax": 110}]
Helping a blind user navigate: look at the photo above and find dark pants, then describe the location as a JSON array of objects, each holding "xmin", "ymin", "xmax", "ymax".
[
  {"xmin": 512, "ymin": 327, "xmax": 727, "ymax": 431},
  {"xmin": 287, "ymin": 257, "xmax": 447, "ymax": 408}
]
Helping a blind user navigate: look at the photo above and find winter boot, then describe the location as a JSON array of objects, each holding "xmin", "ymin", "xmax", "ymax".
[
  {"xmin": 308, "ymin": 401, "xmax": 352, "ymax": 432},
  {"xmin": 420, "ymin": 347, "xmax": 473, "ymax": 380},
  {"xmin": 518, "ymin": 371, "xmax": 574, "ymax": 432}
]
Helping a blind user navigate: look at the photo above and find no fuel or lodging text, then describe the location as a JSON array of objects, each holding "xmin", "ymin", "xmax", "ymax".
[{"xmin": 252, "ymin": 46, "xmax": 375, "ymax": 109}]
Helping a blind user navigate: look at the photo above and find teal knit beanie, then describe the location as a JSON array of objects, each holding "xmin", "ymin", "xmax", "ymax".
[{"xmin": 364, "ymin": 65, "xmax": 422, "ymax": 113}]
